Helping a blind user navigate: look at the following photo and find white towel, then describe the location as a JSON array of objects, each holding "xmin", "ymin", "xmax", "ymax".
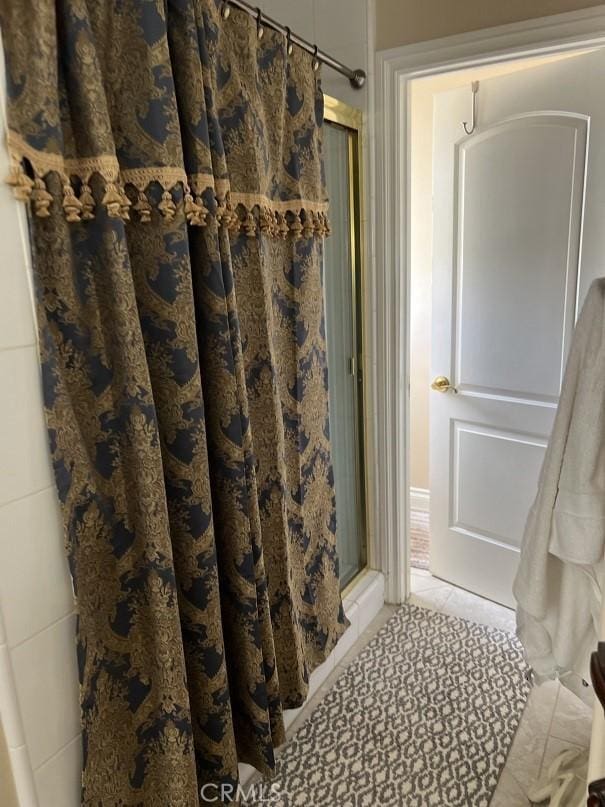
[
  {"xmin": 528, "ymin": 747, "xmax": 587, "ymax": 806},
  {"xmin": 514, "ymin": 277, "xmax": 605, "ymax": 694}
]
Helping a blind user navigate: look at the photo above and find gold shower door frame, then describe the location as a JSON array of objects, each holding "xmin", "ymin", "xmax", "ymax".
[{"xmin": 323, "ymin": 95, "xmax": 368, "ymax": 593}]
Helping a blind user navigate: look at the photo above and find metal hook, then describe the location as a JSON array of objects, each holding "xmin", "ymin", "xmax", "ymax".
[
  {"xmin": 462, "ymin": 81, "xmax": 479, "ymax": 135},
  {"xmin": 312, "ymin": 44, "xmax": 320, "ymax": 72},
  {"xmin": 285, "ymin": 26, "xmax": 293, "ymax": 56},
  {"xmin": 255, "ymin": 7, "xmax": 264, "ymax": 39}
]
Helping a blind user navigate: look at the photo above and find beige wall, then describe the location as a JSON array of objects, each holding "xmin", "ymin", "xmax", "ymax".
[{"xmin": 376, "ymin": 0, "xmax": 605, "ymax": 49}]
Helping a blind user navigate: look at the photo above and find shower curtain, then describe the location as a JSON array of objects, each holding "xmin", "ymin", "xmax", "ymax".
[{"xmin": 0, "ymin": 1, "xmax": 347, "ymax": 804}]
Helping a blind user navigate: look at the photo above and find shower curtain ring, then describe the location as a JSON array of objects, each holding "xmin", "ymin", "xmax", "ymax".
[
  {"xmin": 220, "ymin": 1, "xmax": 230, "ymax": 19},
  {"xmin": 285, "ymin": 26, "xmax": 293, "ymax": 56},
  {"xmin": 255, "ymin": 7, "xmax": 264, "ymax": 39},
  {"xmin": 312, "ymin": 45, "xmax": 320, "ymax": 72}
]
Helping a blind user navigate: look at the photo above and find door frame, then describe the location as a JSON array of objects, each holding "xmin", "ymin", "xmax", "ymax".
[{"xmin": 374, "ymin": 4, "xmax": 605, "ymax": 604}]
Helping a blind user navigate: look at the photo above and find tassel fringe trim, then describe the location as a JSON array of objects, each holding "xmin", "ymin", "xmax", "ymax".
[{"xmin": 6, "ymin": 133, "xmax": 330, "ymax": 238}]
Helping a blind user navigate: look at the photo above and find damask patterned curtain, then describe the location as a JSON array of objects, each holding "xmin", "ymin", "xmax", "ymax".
[{"xmin": 0, "ymin": 1, "xmax": 347, "ymax": 804}]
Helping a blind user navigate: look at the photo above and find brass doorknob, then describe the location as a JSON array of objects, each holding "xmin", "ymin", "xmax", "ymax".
[{"xmin": 431, "ymin": 376, "xmax": 456, "ymax": 393}]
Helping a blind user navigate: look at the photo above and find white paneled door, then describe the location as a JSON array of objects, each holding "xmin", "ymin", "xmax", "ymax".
[{"xmin": 429, "ymin": 52, "xmax": 605, "ymax": 607}]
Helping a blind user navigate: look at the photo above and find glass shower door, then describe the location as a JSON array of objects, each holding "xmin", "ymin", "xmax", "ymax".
[{"xmin": 323, "ymin": 102, "xmax": 366, "ymax": 589}]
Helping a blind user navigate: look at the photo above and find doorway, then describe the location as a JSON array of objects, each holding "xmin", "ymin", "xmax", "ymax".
[
  {"xmin": 408, "ymin": 48, "xmax": 605, "ymax": 609},
  {"xmin": 408, "ymin": 51, "xmax": 599, "ymax": 608},
  {"xmin": 374, "ymin": 6, "xmax": 605, "ymax": 608}
]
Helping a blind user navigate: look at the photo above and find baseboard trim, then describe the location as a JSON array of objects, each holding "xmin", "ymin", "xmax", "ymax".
[{"xmin": 410, "ymin": 487, "xmax": 430, "ymax": 513}]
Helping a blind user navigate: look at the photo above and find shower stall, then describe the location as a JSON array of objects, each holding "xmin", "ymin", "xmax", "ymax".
[{"xmin": 323, "ymin": 96, "xmax": 368, "ymax": 589}]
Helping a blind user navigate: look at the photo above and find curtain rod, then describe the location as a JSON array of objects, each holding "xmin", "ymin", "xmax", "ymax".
[{"xmin": 219, "ymin": 1, "xmax": 366, "ymax": 89}]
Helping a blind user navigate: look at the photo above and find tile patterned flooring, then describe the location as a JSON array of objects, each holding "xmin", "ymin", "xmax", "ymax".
[
  {"xmin": 410, "ymin": 569, "xmax": 593, "ymax": 805},
  {"xmin": 271, "ymin": 572, "xmax": 592, "ymax": 805},
  {"xmin": 260, "ymin": 516, "xmax": 592, "ymax": 807}
]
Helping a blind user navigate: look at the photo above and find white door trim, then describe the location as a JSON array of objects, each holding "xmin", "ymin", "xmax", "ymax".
[{"xmin": 374, "ymin": 4, "xmax": 605, "ymax": 604}]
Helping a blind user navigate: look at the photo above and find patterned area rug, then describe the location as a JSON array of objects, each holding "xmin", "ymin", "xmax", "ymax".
[{"xmin": 250, "ymin": 604, "xmax": 529, "ymax": 806}]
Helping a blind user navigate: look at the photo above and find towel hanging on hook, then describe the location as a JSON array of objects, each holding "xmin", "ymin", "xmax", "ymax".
[{"xmin": 462, "ymin": 81, "xmax": 480, "ymax": 135}]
